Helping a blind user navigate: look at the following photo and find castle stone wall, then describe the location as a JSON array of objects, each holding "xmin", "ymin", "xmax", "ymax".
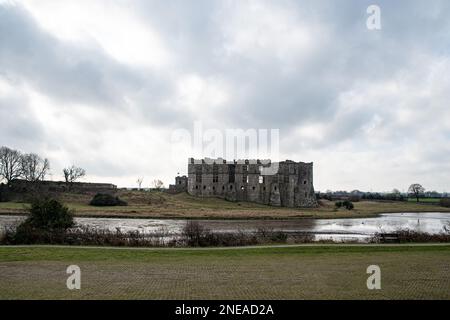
[
  {"xmin": 167, "ymin": 175, "xmax": 188, "ymax": 194},
  {"xmin": 186, "ymin": 158, "xmax": 317, "ymax": 208}
]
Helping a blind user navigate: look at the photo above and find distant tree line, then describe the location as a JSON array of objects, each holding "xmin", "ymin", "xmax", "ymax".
[
  {"xmin": 317, "ymin": 184, "xmax": 448, "ymax": 202},
  {"xmin": 0, "ymin": 145, "xmax": 86, "ymax": 186},
  {"xmin": 0, "ymin": 146, "xmax": 50, "ymax": 185}
]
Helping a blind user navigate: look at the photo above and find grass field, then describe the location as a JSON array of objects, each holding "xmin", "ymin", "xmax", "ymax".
[
  {"xmin": 0, "ymin": 191, "xmax": 449, "ymax": 219},
  {"xmin": 407, "ymin": 198, "xmax": 441, "ymax": 203},
  {"xmin": 0, "ymin": 245, "xmax": 449, "ymax": 299}
]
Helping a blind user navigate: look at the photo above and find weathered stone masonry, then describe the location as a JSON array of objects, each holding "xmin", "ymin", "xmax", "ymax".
[{"xmin": 183, "ymin": 158, "xmax": 317, "ymax": 208}]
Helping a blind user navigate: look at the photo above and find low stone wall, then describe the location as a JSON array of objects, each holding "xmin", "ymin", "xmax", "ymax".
[{"xmin": 8, "ymin": 179, "xmax": 117, "ymax": 195}]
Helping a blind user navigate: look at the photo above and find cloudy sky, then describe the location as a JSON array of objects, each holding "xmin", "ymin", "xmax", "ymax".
[{"xmin": 0, "ymin": 0, "xmax": 449, "ymax": 192}]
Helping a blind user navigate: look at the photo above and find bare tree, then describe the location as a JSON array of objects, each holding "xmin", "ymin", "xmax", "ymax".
[
  {"xmin": 0, "ymin": 146, "xmax": 23, "ymax": 184},
  {"xmin": 152, "ymin": 179, "xmax": 164, "ymax": 190},
  {"xmin": 21, "ymin": 153, "xmax": 50, "ymax": 182},
  {"xmin": 63, "ymin": 165, "xmax": 86, "ymax": 183},
  {"xmin": 408, "ymin": 183, "xmax": 425, "ymax": 202},
  {"xmin": 136, "ymin": 177, "xmax": 144, "ymax": 190}
]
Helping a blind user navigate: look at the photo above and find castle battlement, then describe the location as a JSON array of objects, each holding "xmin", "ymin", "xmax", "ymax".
[{"xmin": 189, "ymin": 158, "xmax": 272, "ymax": 165}]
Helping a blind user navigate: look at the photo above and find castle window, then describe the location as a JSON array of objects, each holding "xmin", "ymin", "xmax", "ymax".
[
  {"xmin": 222, "ymin": 186, "xmax": 225, "ymax": 190},
  {"xmin": 230, "ymin": 185, "xmax": 233, "ymax": 190},
  {"xmin": 259, "ymin": 176, "xmax": 264, "ymax": 184},
  {"xmin": 252, "ymin": 186, "xmax": 256, "ymax": 190},
  {"xmin": 242, "ymin": 165, "xmax": 248, "ymax": 184},
  {"xmin": 195, "ymin": 185, "xmax": 199, "ymax": 190},
  {"xmin": 305, "ymin": 192, "xmax": 307, "ymax": 197},
  {"xmin": 179, "ymin": 181, "xmax": 182, "ymax": 184},
  {"xmin": 213, "ymin": 186, "xmax": 215, "ymax": 191},
  {"xmin": 274, "ymin": 186, "xmax": 277, "ymax": 191},
  {"xmin": 213, "ymin": 165, "xmax": 218, "ymax": 183},
  {"xmin": 203, "ymin": 185, "xmax": 206, "ymax": 190},
  {"xmin": 241, "ymin": 186, "xmax": 244, "ymax": 190},
  {"xmin": 304, "ymin": 180, "xmax": 307, "ymax": 184},
  {"xmin": 196, "ymin": 171, "xmax": 202, "ymax": 183},
  {"xmin": 229, "ymin": 165, "xmax": 235, "ymax": 183},
  {"xmin": 263, "ymin": 187, "xmax": 266, "ymax": 191},
  {"xmin": 246, "ymin": 176, "xmax": 249, "ymax": 183}
]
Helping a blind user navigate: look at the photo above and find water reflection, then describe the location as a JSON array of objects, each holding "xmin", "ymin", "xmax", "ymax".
[{"xmin": 1, "ymin": 212, "xmax": 449, "ymax": 243}]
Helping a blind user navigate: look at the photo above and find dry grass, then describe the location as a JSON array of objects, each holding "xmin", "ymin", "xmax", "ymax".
[
  {"xmin": 0, "ymin": 245, "xmax": 449, "ymax": 299},
  {"xmin": 1, "ymin": 191, "xmax": 449, "ymax": 219}
]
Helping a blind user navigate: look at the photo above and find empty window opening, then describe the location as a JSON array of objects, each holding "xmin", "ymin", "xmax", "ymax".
[
  {"xmin": 242, "ymin": 165, "xmax": 248, "ymax": 184},
  {"xmin": 304, "ymin": 180, "xmax": 307, "ymax": 184},
  {"xmin": 259, "ymin": 176, "xmax": 264, "ymax": 184},
  {"xmin": 229, "ymin": 165, "xmax": 235, "ymax": 183},
  {"xmin": 196, "ymin": 170, "xmax": 202, "ymax": 183},
  {"xmin": 252, "ymin": 186, "xmax": 256, "ymax": 190},
  {"xmin": 203, "ymin": 185, "xmax": 206, "ymax": 190},
  {"xmin": 213, "ymin": 165, "xmax": 218, "ymax": 183}
]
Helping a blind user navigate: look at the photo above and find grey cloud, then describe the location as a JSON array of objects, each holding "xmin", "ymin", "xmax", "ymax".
[
  {"xmin": 0, "ymin": 87, "xmax": 44, "ymax": 149},
  {"xmin": 0, "ymin": 5, "xmax": 143, "ymax": 108},
  {"xmin": 1, "ymin": 0, "xmax": 449, "ymax": 189}
]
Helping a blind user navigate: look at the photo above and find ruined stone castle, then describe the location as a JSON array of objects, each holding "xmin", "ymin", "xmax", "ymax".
[{"xmin": 170, "ymin": 158, "xmax": 317, "ymax": 208}]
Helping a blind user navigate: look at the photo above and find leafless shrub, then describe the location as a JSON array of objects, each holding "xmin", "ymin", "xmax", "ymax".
[
  {"xmin": 0, "ymin": 224, "xmax": 179, "ymax": 247},
  {"xmin": 255, "ymin": 227, "xmax": 288, "ymax": 243},
  {"xmin": 290, "ymin": 233, "xmax": 315, "ymax": 243},
  {"xmin": 371, "ymin": 229, "xmax": 450, "ymax": 243}
]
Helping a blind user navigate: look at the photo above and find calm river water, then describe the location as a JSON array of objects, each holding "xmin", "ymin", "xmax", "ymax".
[{"xmin": 1, "ymin": 212, "xmax": 449, "ymax": 242}]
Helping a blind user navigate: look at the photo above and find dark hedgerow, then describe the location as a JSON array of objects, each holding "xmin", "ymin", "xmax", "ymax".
[
  {"xmin": 0, "ymin": 183, "xmax": 10, "ymax": 202},
  {"xmin": 440, "ymin": 198, "xmax": 450, "ymax": 208},
  {"xmin": 335, "ymin": 200, "xmax": 354, "ymax": 210},
  {"xmin": 26, "ymin": 198, "xmax": 74, "ymax": 230},
  {"xmin": 89, "ymin": 193, "xmax": 128, "ymax": 206},
  {"xmin": 2, "ymin": 198, "xmax": 74, "ymax": 244},
  {"xmin": 343, "ymin": 200, "xmax": 354, "ymax": 210}
]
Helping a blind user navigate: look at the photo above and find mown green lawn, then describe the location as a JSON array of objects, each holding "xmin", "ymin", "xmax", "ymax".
[{"xmin": 0, "ymin": 245, "xmax": 449, "ymax": 299}]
